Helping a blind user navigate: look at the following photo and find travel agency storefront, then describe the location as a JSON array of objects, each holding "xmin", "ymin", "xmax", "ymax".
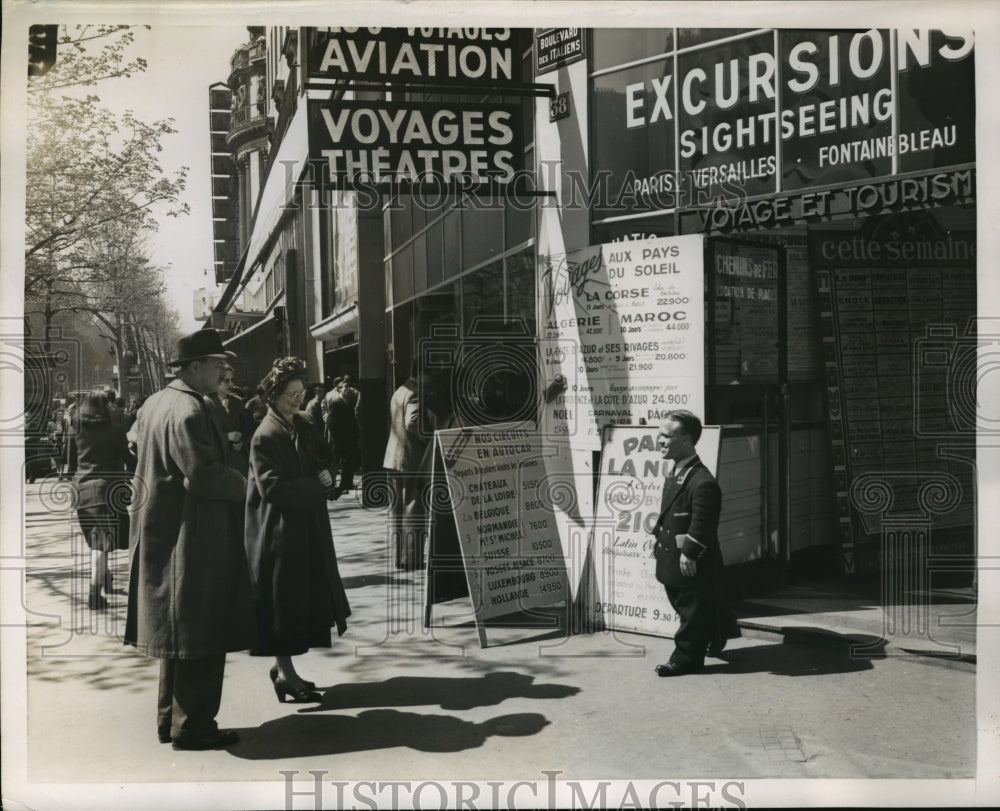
[{"xmin": 534, "ymin": 27, "xmax": 976, "ymax": 578}]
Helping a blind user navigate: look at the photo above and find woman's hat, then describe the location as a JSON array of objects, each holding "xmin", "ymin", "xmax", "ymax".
[{"xmin": 167, "ymin": 329, "xmax": 229, "ymax": 366}]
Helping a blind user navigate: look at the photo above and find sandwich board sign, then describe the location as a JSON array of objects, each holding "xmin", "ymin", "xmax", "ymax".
[{"xmin": 424, "ymin": 421, "xmax": 571, "ymax": 647}]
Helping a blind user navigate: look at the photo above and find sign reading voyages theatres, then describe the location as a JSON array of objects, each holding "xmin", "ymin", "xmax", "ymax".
[
  {"xmin": 540, "ymin": 235, "xmax": 705, "ymax": 450},
  {"xmin": 308, "ymin": 99, "xmax": 525, "ymax": 186},
  {"xmin": 305, "ymin": 28, "xmax": 528, "ymax": 188}
]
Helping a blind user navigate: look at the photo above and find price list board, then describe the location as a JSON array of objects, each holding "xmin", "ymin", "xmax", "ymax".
[
  {"xmin": 540, "ymin": 235, "xmax": 705, "ymax": 450},
  {"xmin": 429, "ymin": 422, "xmax": 570, "ymax": 629},
  {"xmin": 811, "ymin": 229, "xmax": 976, "ymax": 572}
]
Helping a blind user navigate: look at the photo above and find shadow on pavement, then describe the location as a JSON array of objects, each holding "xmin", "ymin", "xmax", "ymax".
[
  {"xmin": 703, "ymin": 632, "xmax": 885, "ymax": 676},
  {"xmin": 340, "ymin": 573, "xmax": 415, "ymax": 589},
  {"xmin": 301, "ymin": 670, "xmax": 580, "ymax": 712},
  {"xmin": 226, "ymin": 709, "xmax": 550, "ymax": 759}
]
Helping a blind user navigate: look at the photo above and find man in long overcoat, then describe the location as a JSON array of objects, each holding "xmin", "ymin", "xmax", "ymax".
[
  {"xmin": 124, "ymin": 329, "xmax": 254, "ymax": 750},
  {"xmin": 651, "ymin": 410, "xmax": 739, "ymax": 676},
  {"xmin": 382, "ymin": 359, "xmax": 431, "ymax": 568}
]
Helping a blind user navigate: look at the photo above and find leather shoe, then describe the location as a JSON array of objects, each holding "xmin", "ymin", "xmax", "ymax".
[
  {"xmin": 157, "ymin": 726, "xmax": 171, "ymax": 744},
  {"xmin": 655, "ymin": 662, "xmax": 701, "ymax": 677},
  {"xmin": 171, "ymin": 729, "xmax": 239, "ymax": 750}
]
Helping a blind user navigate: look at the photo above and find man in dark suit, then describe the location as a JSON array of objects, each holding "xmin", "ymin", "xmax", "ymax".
[{"xmin": 651, "ymin": 409, "xmax": 738, "ymax": 676}]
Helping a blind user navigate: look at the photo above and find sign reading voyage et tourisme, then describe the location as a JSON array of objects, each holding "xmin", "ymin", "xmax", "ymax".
[{"xmin": 426, "ymin": 422, "xmax": 570, "ymax": 644}]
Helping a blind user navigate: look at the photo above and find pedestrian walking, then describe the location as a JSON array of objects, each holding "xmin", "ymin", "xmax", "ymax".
[
  {"xmin": 323, "ymin": 382, "xmax": 360, "ymax": 499},
  {"xmin": 124, "ymin": 328, "xmax": 254, "ymax": 750},
  {"xmin": 303, "ymin": 382, "xmax": 325, "ymax": 426},
  {"xmin": 245, "ymin": 357, "xmax": 351, "ymax": 703},
  {"xmin": 650, "ymin": 410, "xmax": 739, "ymax": 677},
  {"xmin": 66, "ymin": 391, "xmax": 133, "ymax": 609},
  {"xmin": 383, "ymin": 358, "xmax": 431, "ymax": 569},
  {"xmin": 340, "ymin": 374, "xmax": 360, "ymax": 415}
]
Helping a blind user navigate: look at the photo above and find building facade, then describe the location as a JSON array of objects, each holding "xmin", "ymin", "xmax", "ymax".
[{"xmin": 209, "ymin": 26, "xmax": 976, "ymax": 581}]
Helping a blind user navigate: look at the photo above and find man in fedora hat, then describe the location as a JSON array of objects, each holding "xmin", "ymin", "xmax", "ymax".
[{"xmin": 125, "ymin": 328, "xmax": 255, "ymax": 750}]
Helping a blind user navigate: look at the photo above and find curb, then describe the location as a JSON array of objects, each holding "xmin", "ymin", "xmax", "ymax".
[{"xmin": 735, "ymin": 619, "xmax": 977, "ymax": 671}]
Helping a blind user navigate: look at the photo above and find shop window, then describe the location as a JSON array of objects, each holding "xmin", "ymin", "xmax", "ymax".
[
  {"xmin": 411, "ymin": 196, "xmax": 426, "ymax": 234},
  {"xmin": 412, "ymin": 233, "xmax": 428, "ymax": 295},
  {"xmin": 425, "ymin": 219, "xmax": 444, "ymax": 289},
  {"xmin": 461, "ymin": 261, "xmax": 504, "ymax": 334},
  {"xmin": 677, "ymin": 29, "xmax": 756, "ymax": 48},
  {"xmin": 505, "ymin": 248, "xmax": 536, "ymax": 336},
  {"xmin": 462, "ymin": 205, "xmax": 503, "ymax": 270},
  {"xmin": 591, "ymin": 29, "xmax": 675, "ymax": 72},
  {"xmin": 392, "ymin": 244, "xmax": 413, "ymax": 304},
  {"xmin": 390, "ymin": 199, "xmax": 411, "ymax": 246},
  {"xmin": 591, "ymin": 59, "xmax": 675, "ymax": 221},
  {"xmin": 443, "ymin": 209, "xmax": 462, "ymax": 278},
  {"xmin": 505, "ymin": 183, "xmax": 535, "ymax": 248}
]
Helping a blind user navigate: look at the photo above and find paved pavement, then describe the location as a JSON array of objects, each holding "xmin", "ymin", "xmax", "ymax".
[{"xmin": 5, "ymin": 477, "xmax": 991, "ymax": 808}]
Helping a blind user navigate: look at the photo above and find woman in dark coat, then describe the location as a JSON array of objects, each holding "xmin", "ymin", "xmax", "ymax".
[
  {"xmin": 67, "ymin": 391, "xmax": 133, "ymax": 609},
  {"xmin": 245, "ymin": 357, "xmax": 351, "ymax": 703}
]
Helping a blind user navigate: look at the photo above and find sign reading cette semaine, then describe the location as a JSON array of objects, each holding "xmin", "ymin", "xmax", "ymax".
[
  {"xmin": 592, "ymin": 29, "xmax": 975, "ymax": 219},
  {"xmin": 307, "ymin": 27, "xmax": 527, "ymax": 85},
  {"xmin": 540, "ymin": 235, "xmax": 705, "ymax": 450}
]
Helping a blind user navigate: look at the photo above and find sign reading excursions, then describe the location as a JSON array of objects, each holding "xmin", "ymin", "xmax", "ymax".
[{"xmin": 592, "ymin": 28, "xmax": 975, "ymax": 221}]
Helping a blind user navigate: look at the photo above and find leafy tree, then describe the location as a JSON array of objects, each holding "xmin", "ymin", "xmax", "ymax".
[
  {"xmin": 27, "ymin": 25, "xmax": 151, "ymax": 95},
  {"xmin": 25, "ymin": 24, "xmax": 189, "ymax": 359}
]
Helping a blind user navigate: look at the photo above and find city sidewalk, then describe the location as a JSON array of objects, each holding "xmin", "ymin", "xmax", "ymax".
[{"xmin": 13, "ymin": 477, "xmax": 979, "ymax": 799}]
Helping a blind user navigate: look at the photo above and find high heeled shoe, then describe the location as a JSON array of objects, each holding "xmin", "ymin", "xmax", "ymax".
[
  {"xmin": 269, "ymin": 666, "xmax": 321, "ymax": 703},
  {"xmin": 88, "ymin": 586, "xmax": 107, "ymax": 610},
  {"xmin": 269, "ymin": 665, "xmax": 315, "ymax": 691}
]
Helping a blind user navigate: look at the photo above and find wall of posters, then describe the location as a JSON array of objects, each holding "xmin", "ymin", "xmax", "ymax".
[{"xmin": 811, "ymin": 225, "xmax": 976, "ymax": 572}]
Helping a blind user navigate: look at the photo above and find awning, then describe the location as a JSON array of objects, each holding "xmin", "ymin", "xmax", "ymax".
[{"xmin": 309, "ymin": 303, "xmax": 358, "ymax": 341}]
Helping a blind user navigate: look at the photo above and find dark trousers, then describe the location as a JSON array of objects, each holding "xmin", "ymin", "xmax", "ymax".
[
  {"xmin": 388, "ymin": 472, "xmax": 427, "ymax": 569},
  {"xmin": 157, "ymin": 655, "xmax": 226, "ymax": 739},
  {"xmin": 665, "ymin": 586, "xmax": 714, "ymax": 668},
  {"xmin": 337, "ymin": 446, "xmax": 358, "ymax": 490}
]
